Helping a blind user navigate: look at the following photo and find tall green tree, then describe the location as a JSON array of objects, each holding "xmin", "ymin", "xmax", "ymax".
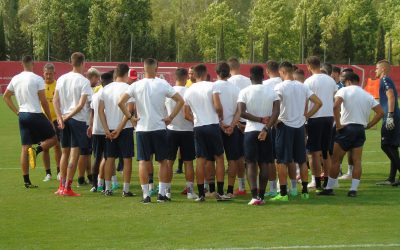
[
  {"xmin": 320, "ymin": 10, "xmax": 344, "ymax": 63},
  {"xmin": 218, "ymin": 24, "xmax": 225, "ymax": 61},
  {"xmin": 0, "ymin": 15, "xmax": 7, "ymax": 60},
  {"xmin": 262, "ymin": 31, "xmax": 269, "ymax": 62},
  {"xmin": 342, "ymin": 16, "xmax": 354, "ymax": 63},
  {"xmin": 157, "ymin": 25, "xmax": 168, "ymax": 61},
  {"xmin": 376, "ymin": 23, "xmax": 385, "ymax": 62},
  {"xmin": 167, "ymin": 23, "xmax": 176, "ymax": 61}
]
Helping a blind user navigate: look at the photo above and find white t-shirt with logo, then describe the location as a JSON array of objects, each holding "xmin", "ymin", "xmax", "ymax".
[
  {"xmin": 165, "ymin": 86, "xmax": 193, "ymax": 131},
  {"xmin": 335, "ymin": 85, "xmax": 379, "ymax": 127},
  {"xmin": 183, "ymin": 81, "xmax": 219, "ymax": 127},
  {"xmin": 274, "ymin": 80, "xmax": 313, "ymax": 128},
  {"xmin": 237, "ymin": 84, "xmax": 279, "ymax": 132},
  {"xmin": 212, "ymin": 80, "xmax": 240, "ymax": 125},
  {"xmin": 7, "ymin": 71, "xmax": 45, "ymax": 113},
  {"xmin": 56, "ymin": 72, "xmax": 92, "ymax": 122},
  {"xmin": 304, "ymin": 73, "xmax": 337, "ymax": 118},
  {"xmin": 90, "ymin": 89, "xmax": 104, "ymax": 135},
  {"xmin": 262, "ymin": 77, "xmax": 282, "ymax": 90},
  {"xmin": 228, "ymin": 74, "xmax": 251, "ymax": 91},
  {"xmin": 125, "ymin": 78, "xmax": 176, "ymax": 132}
]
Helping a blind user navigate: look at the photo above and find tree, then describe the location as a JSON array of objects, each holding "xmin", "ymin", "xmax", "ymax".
[
  {"xmin": 342, "ymin": 16, "xmax": 354, "ymax": 63},
  {"xmin": 157, "ymin": 25, "xmax": 168, "ymax": 61},
  {"xmin": 0, "ymin": 15, "xmax": 6, "ymax": 60},
  {"xmin": 320, "ymin": 10, "xmax": 344, "ymax": 63},
  {"xmin": 167, "ymin": 23, "xmax": 176, "ymax": 61},
  {"xmin": 376, "ymin": 23, "xmax": 385, "ymax": 62},
  {"xmin": 218, "ymin": 24, "xmax": 225, "ymax": 61},
  {"xmin": 262, "ymin": 31, "xmax": 269, "ymax": 62}
]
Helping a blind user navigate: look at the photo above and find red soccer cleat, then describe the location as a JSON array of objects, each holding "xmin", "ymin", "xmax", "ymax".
[
  {"xmin": 233, "ymin": 189, "xmax": 247, "ymax": 196},
  {"xmin": 62, "ymin": 189, "xmax": 81, "ymax": 197},
  {"xmin": 54, "ymin": 187, "xmax": 64, "ymax": 195}
]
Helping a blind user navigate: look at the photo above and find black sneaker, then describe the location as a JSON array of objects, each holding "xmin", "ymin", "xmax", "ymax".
[
  {"xmin": 104, "ymin": 190, "xmax": 113, "ymax": 196},
  {"xmin": 24, "ymin": 183, "xmax": 38, "ymax": 188},
  {"xmin": 175, "ymin": 168, "xmax": 183, "ymax": 174},
  {"xmin": 122, "ymin": 191, "xmax": 136, "ymax": 197},
  {"xmin": 157, "ymin": 194, "xmax": 167, "ymax": 203},
  {"xmin": 316, "ymin": 189, "xmax": 334, "ymax": 196},
  {"xmin": 141, "ymin": 196, "xmax": 151, "ymax": 204},
  {"xmin": 347, "ymin": 190, "xmax": 357, "ymax": 197}
]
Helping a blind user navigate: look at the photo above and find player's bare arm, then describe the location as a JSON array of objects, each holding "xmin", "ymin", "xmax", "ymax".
[
  {"xmin": 183, "ymin": 105, "xmax": 194, "ymax": 123},
  {"xmin": 118, "ymin": 93, "xmax": 139, "ymax": 127},
  {"xmin": 3, "ymin": 90, "xmax": 19, "ymax": 115},
  {"xmin": 366, "ymin": 104, "xmax": 384, "ymax": 129},
  {"xmin": 163, "ymin": 93, "xmax": 184, "ymax": 125},
  {"xmin": 98, "ymin": 100, "xmax": 111, "ymax": 139},
  {"xmin": 258, "ymin": 100, "xmax": 280, "ymax": 141},
  {"xmin": 38, "ymin": 90, "xmax": 52, "ymax": 123},
  {"xmin": 62, "ymin": 94, "xmax": 88, "ymax": 121},
  {"xmin": 333, "ymin": 96, "xmax": 343, "ymax": 130},
  {"xmin": 53, "ymin": 90, "xmax": 64, "ymax": 129},
  {"xmin": 238, "ymin": 102, "xmax": 266, "ymax": 124},
  {"xmin": 305, "ymin": 94, "xmax": 322, "ymax": 119}
]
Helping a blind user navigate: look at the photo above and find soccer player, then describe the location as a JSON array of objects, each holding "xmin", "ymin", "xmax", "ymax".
[
  {"xmin": 294, "ymin": 68, "xmax": 305, "ymax": 83},
  {"xmin": 98, "ymin": 64, "xmax": 136, "ymax": 197},
  {"xmin": 3, "ymin": 56, "xmax": 57, "ymax": 188},
  {"xmin": 53, "ymin": 52, "xmax": 92, "ymax": 196},
  {"xmin": 41, "ymin": 63, "xmax": 61, "ymax": 182},
  {"xmin": 212, "ymin": 62, "xmax": 241, "ymax": 197},
  {"xmin": 227, "ymin": 57, "xmax": 251, "ymax": 195},
  {"xmin": 238, "ymin": 65, "xmax": 280, "ymax": 205},
  {"xmin": 184, "ymin": 64, "xmax": 230, "ymax": 202},
  {"xmin": 165, "ymin": 68, "xmax": 198, "ymax": 199},
  {"xmin": 119, "ymin": 58, "xmax": 184, "ymax": 203},
  {"xmin": 375, "ymin": 60, "xmax": 400, "ymax": 186},
  {"xmin": 304, "ymin": 56, "xmax": 337, "ymax": 191},
  {"xmin": 318, "ymin": 72, "xmax": 383, "ymax": 197},
  {"xmin": 272, "ymin": 61, "xmax": 322, "ymax": 201}
]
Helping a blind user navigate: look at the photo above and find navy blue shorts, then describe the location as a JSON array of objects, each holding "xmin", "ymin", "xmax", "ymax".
[
  {"xmin": 166, "ymin": 130, "xmax": 195, "ymax": 161},
  {"xmin": 136, "ymin": 129, "xmax": 168, "ymax": 161},
  {"xmin": 193, "ymin": 124, "xmax": 224, "ymax": 160},
  {"xmin": 18, "ymin": 112, "xmax": 55, "ymax": 145},
  {"xmin": 81, "ymin": 127, "xmax": 93, "ymax": 156},
  {"xmin": 335, "ymin": 124, "xmax": 366, "ymax": 151},
  {"xmin": 221, "ymin": 127, "xmax": 243, "ymax": 161},
  {"xmin": 244, "ymin": 130, "xmax": 274, "ymax": 164},
  {"xmin": 306, "ymin": 117, "xmax": 334, "ymax": 158},
  {"xmin": 60, "ymin": 118, "xmax": 88, "ymax": 149},
  {"xmin": 92, "ymin": 134, "xmax": 106, "ymax": 161},
  {"xmin": 381, "ymin": 118, "xmax": 400, "ymax": 146},
  {"xmin": 105, "ymin": 128, "xmax": 134, "ymax": 158},
  {"xmin": 275, "ymin": 123, "xmax": 306, "ymax": 164},
  {"xmin": 52, "ymin": 120, "xmax": 61, "ymax": 141}
]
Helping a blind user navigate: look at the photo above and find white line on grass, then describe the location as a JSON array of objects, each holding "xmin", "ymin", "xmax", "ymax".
[{"xmin": 192, "ymin": 243, "xmax": 400, "ymax": 250}]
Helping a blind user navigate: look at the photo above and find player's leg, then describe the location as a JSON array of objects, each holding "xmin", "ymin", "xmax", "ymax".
[
  {"xmin": 181, "ymin": 131, "xmax": 197, "ymax": 199},
  {"xmin": 212, "ymin": 125, "xmax": 228, "ymax": 200},
  {"xmin": 235, "ymin": 157, "xmax": 247, "ymax": 195},
  {"xmin": 165, "ymin": 129, "xmax": 178, "ymax": 197},
  {"xmin": 258, "ymin": 162, "xmax": 268, "ymax": 203},
  {"xmin": 205, "ymin": 160, "xmax": 215, "ymax": 197},
  {"xmin": 244, "ymin": 131, "xmax": 258, "ymax": 204},
  {"xmin": 21, "ymin": 145, "xmax": 37, "ymax": 188},
  {"xmin": 136, "ymin": 131, "xmax": 152, "ymax": 203},
  {"xmin": 348, "ymin": 146, "xmax": 363, "ymax": 197},
  {"xmin": 63, "ymin": 147, "xmax": 81, "ymax": 196},
  {"xmin": 195, "ymin": 157, "xmax": 206, "ymax": 201},
  {"xmin": 120, "ymin": 128, "xmax": 135, "ymax": 197},
  {"xmin": 380, "ymin": 144, "xmax": 400, "ymax": 185},
  {"xmin": 104, "ymin": 156, "xmax": 115, "ymax": 196},
  {"xmin": 42, "ymin": 149, "xmax": 52, "ymax": 181},
  {"xmin": 288, "ymin": 162, "xmax": 298, "ymax": 197},
  {"xmin": 307, "ymin": 118, "xmax": 323, "ymax": 190},
  {"xmin": 77, "ymin": 154, "xmax": 90, "ymax": 186}
]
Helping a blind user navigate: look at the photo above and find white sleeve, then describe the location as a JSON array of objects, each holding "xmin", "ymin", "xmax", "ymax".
[
  {"xmin": 371, "ymin": 96, "xmax": 379, "ymax": 108},
  {"xmin": 237, "ymin": 90, "xmax": 246, "ymax": 103},
  {"xmin": 6, "ymin": 78, "xmax": 15, "ymax": 92},
  {"xmin": 305, "ymin": 85, "xmax": 313, "ymax": 98},
  {"xmin": 212, "ymin": 84, "xmax": 221, "ymax": 94},
  {"xmin": 127, "ymin": 97, "xmax": 135, "ymax": 104},
  {"xmin": 165, "ymin": 82, "xmax": 177, "ymax": 98},
  {"xmin": 37, "ymin": 77, "xmax": 45, "ymax": 91},
  {"xmin": 334, "ymin": 88, "xmax": 345, "ymax": 100},
  {"xmin": 81, "ymin": 80, "xmax": 92, "ymax": 96},
  {"xmin": 125, "ymin": 83, "xmax": 135, "ymax": 97}
]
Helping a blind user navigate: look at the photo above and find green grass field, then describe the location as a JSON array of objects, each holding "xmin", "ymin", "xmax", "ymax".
[{"xmin": 0, "ymin": 100, "xmax": 399, "ymax": 250}]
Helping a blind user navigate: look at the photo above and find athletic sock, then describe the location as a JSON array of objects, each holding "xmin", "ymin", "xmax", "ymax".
[
  {"xmin": 323, "ymin": 176, "xmax": 328, "ymax": 188},
  {"xmin": 315, "ymin": 177, "xmax": 322, "ymax": 188},
  {"xmin": 105, "ymin": 180, "xmax": 112, "ymax": 191},
  {"xmin": 111, "ymin": 175, "xmax": 118, "ymax": 185},
  {"xmin": 290, "ymin": 179, "xmax": 297, "ymax": 191},
  {"xmin": 197, "ymin": 184, "xmax": 205, "ymax": 197},
  {"xmin": 350, "ymin": 179, "xmax": 360, "ymax": 191},
  {"xmin": 45, "ymin": 169, "xmax": 51, "ymax": 175},
  {"xmin": 347, "ymin": 165, "xmax": 354, "ymax": 176},
  {"xmin": 149, "ymin": 173, "xmax": 154, "ymax": 184},
  {"xmin": 251, "ymin": 188, "xmax": 258, "ymax": 199},
  {"xmin": 141, "ymin": 184, "xmax": 149, "ymax": 198},
  {"xmin": 227, "ymin": 185, "xmax": 234, "ymax": 194},
  {"xmin": 258, "ymin": 189, "xmax": 265, "ymax": 200},
  {"xmin": 98, "ymin": 178, "xmax": 104, "ymax": 188},
  {"xmin": 280, "ymin": 185, "xmax": 287, "ymax": 196},
  {"xmin": 326, "ymin": 177, "xmax": 337, "ymax": 190},
  {"xmin": 56, "ymin": 167, "xmax": 60, "ymax": 174},
  {"xmin": 92, "ymin": 175, "xmax": 98, "ymax": 188},
  {"xmin": 77, "ymin": 176, "xmax": 85, "ymax": 185},
  {"xmin": 186, "ymin": 182, "xmax": 194, "ymax": 194},
  {"xmin": 36, "ymin": 145, "xmax": 43, "ymax": 155},
  {"xmin": 209, "ymin": 182, "xmax": 215, "ymax": 193},
  {"xmin": 270, "ymin": 180, "xmax": 277, "ymax": 192},
  {"xmin": 166, "ymin": 183, "xmax": 171, "ymax": 194},
  {"xmin": 23, "ymin": 174, "xmax": 31, "ymax": 184},
  {"xmin": 87, "ymin": 174, "xmax": 93, "ymax": 183},
  {"xmin": 217, "ymin": 182, "xmax": 224, "ymax": 195},
  {"xmin": 238, "ymin": 178, "xmax": 246, "ymax": 191},
  {"xmin": 204, "ymin": 180, "xmax": 209, "ymax": 191},
  {"xmin": 159, "ymin": 182, "xmax": 166, "ymax": 196},
  {"xmin": 123, "ymin": 182, "xmax": 130, "ymax": 193},
  {"xmin": 301, "ymin": 181, "xmax": 308, "ymax": 193},
  {"xmin": 65, "ymin": 180, "xmax": 72, "ymax": 190}
]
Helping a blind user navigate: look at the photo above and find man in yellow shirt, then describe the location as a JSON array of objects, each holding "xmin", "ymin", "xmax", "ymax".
[
  {"xmin": 185, "ymin": 66, "xmax": 195, "ymax": 88},
  {"xmin": 42, "ymin": 63, "xmax": 61, "ymax": 181}
]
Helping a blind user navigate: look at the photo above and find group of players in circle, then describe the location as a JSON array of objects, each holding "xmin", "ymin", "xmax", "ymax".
[{"xmin": 4, "ymin": 52, "xmax": 399, "ymax": 205}]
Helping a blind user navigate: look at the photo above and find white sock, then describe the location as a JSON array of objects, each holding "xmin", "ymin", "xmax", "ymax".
[
  {"xmin": 123, "ymin": 182, "xmax": 130, "ymax": 193},
  {"xmin": 141, "ymin": 184, "xmax": 149, "ymax": 198},
  {"xmin": 326, "ymin": 177, "xmax": 337, "ymax": 189},
  {"xmin": 111, "ymin": 175, "xmax": 118, "ymax": 185},
  {"xmin": 186, "ymin": 182, "xmax": 194, "ymax": 193},
  {"xmin": 98, "ymin": 178, "xmax": 104, "ymax": 187},
  {"xmin": 149, "ymin": 183, "xmax": 154, "ymax": 191},
  {"xmin": 296, "ymin": 164, "xmax": 300, "ymax": 176},
  {"xmin": 159, "ymin": 182, "xmax": 166, "ymax": 195},
  {"xmin": 311, "ymin": 175, "xmax": 315, "ymax": 182},
  {"xmin": 347, "ymin": 165, "xmax": 353, "ymax": 176},
  {"xmin": 270, "ymin": 180, "xmax": 277, "ymax": 192},
  {"xmin": 166, "ymin": 183, "xmax": 171, "ymax": 194},
  {"xmin": 105, "ymin": 180, "xmax": 111, "ymax": 191},
  {"xmin": 350, "ymin": 179, "xmax": 360, "ymax": 191},
  {"xmin": 204, "ymin": 181, "xmax": 209, "ymax": 190},
  {"xmin": 291, "ymin": 179, "xmax": 297, "ymax": 190},
  {"xmin": 238, "ymin": 178, "xmax": 246, "ymax": 191}
]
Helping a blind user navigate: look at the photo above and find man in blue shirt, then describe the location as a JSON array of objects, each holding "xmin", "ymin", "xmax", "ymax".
[{"xmin": 376, "ymin": 60, "xmax": 400, "ymax": 186}]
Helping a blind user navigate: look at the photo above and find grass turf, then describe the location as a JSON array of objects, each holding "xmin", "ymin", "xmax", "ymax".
[{"xmin": 0, "ymin": 100, "xmax": 399, "ymax": 250}]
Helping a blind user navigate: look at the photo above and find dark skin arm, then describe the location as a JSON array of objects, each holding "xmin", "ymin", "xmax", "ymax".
[
  {"xmin": 238, "ymin": 102, "xmax": 269, "ymax": 124},
  {"xmin": 258, "ymin": 100, "xmax": 280, "ymax": 141}
]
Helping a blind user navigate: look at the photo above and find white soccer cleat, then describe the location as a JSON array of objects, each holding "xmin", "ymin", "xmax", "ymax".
[
  {"xmin": 307, "ymin": 181, "xmax": 316, "ymax": 188},
  {"xmin": 187, "ymin": 192, "xmax": 199, "ymax": 200},
  {"xmin": 338, "ymin": 174, "xmax": 352, "ymax": 180},
  {"xmin": 248, "ymin": 198, "xmax": 262, "ymax": 205},
  {"xmin": 43, "ymin": 174, "xmax": 52, "ymax": 182}
]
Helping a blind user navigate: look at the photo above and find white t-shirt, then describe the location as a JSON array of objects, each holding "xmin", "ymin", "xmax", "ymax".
[
  {"xmin": 183, "ymin": 81, "xmax": 219, "ymax": 127},
  {"xmin": 99, "ymin": 82, "xmax": 134, "ymax": 130},
  {"xmin": 262, "ymin": 77, "xmax": 282, "ymax": 89},
  {"xmin": 90, "ymin": 89, "xmax": 104, "ymax": 135},
  {"xmin": 335, "ymin": 85, "xmax": 379, "ymax": 127},
  {"xmin": 304, "ymin": 73, "xmax": 337, "ymax": 118},
  {"xmin": 165, "ymin": 86, "xmax": 193, "ymax": 131},
  {"xmin": 212, "ymin": 80, "xmax": 240, "ymax": 125},
  {"xmin": 7, "ymin": 71, "xmax": 45, "ymax": 113},
  {"xmin": 56, "ymin": 72, "xmax": 92, "ymax": 122},
  {"xmin": 274, "ymin": 80, "xmax": 313, "ymax": 128},
  {"xmin": 125, "ymin": 78, "xmax": 176, "ymax": 132},
  {"xmin": 228, "ymin": 74, "xmax": 251, "ymax": 90},
  {"xmin": 237, "ymin": 84, "xmax": 279, "ymax": 132}
]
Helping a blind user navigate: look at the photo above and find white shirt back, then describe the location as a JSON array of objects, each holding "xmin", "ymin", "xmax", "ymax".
[
  {"xmin": 228, "ymin": 74, "xmax": 251, "ymax": 91},
  {"xmin": 7, "ymin": 71, "xmax": 45, "ymax": 113},
  {"xmin": 90, "ymin": 89, "xmax": 104, "ymax": 135},
  {"xmin": 237, "ymin": 84, "xmax": 279, "ymax": 132},
  {"xmin": 262, "ymin": 77, "xmax": 282, "ymax": 89},
  {"xmin": 304, "ymin": 73, "xmax": 337, "ymax": 118},
  {"xmin": 100, "ymin": 82, "xmax": 134, "ymax": 130},
  {"xmin": 184, "ymin": 81, "xmax": 219, "ymax": 127},
  {"xmin": 56, "ymin": 72, "xmax": 92, "ymax": 122},
  {"xmin": 212, "ymin": 80, "xmax": 240, "ymax": 125},
  {"xmin": 335, "ymin": 85, "xmax": 379, "ymax": 127},
  {"xmin": 126, "ymin": 78, "xmax": 176, "ymax": 132},
  {"xmin": 274, "ymin": 80, "xmax": 313, "ymax": 128},
  {"xmin": 165, "ymin": 86, "xmax": 193, "ymax": 131}
]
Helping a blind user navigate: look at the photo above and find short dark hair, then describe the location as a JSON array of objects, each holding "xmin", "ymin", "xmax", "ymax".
[
  {"xmin": 343, "ymin": 72, "xmax": 360, "ymax": 84},
  {"xmin": 332, "ymin": 66, "xmax": 341, "ymax": 74},
  {"xmin": 71, "ymin": 52, "xmax": 85, "ymax": 67},
  {"xmin": 306, "ymin": 56, "xmax": 320, "ymax": 69},
  {"xmin": 249, "ymin": 65, "xmax": 264, "ymax": 83},
  {"xmin": 175, "ymin": 68, "xmax": 188, "ymax": 82},
  {"xmin": 321, "ymin": 63, "xmax": 333, "ymax": 75},
  {"xmin": 266, "ymin": 60, "xmax": 279, "ymax": 73},
  {"xmin": 294, "ymin": 68, "xmax": 305, "ymax": 76},
  {"xmin": 101, "ymin": 70, "xmax": 114, "ymax": 86},
  {"xmin": 115, "ymin": 64, "xmax": 130, "ymax": 78},
  {"xmin": 193, "ymin": 64, "xmax": 208, "ymax": 79},
  {"xmin": 227, "ymin": 57, "xmax": 240, "ymax": 70},
  {"xmin": 279, "ymin": 61, "xmax": 294, "ymax": 73},
  {"xmin": 144, "ymin": 58, "xmax": 158, "ymax": 67},
  {"xmin": 22, "ymin": 55, "xmax": 33, "ymax": 65},
  {"xmin": 215, "ymin": 62, "xmax": 230, "ymax": 79},
  {"xmin": 341, "ymin": 67, "xmax": 354, "ymax": 73},
  {"xmin": 43, "ymin": 63, "xmax": 55, "ymax": 71}
]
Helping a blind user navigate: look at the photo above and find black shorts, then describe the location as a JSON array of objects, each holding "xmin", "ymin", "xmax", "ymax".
[
  {"xmin": 105, "ymin": 128, "xmax": 134, "ymax": 158},
  {"xmin": 381, "ymin": 118, "xmax": 400, "ymax": 146},
  {"xmin": 275, "ymin": 123, "xmax": 306, "ymax": 164},
  {"xmin": 60, "ymin": 118, "xmax": 88, "ymax": 149},
  {"xmin": 221, "ymin": 127, "xmax": 243, "ymax": 161},
  {"xmin": 92, "ymin": 134, "xmax": 106, "ymax": 161},
  {"xmin": 193, "ymin": 124, "xmax": 224, "ymax": 160},
  {"xmin": 52, "ymin": 120, "xmax": 61, "ymax": 141},
  {"xmin": 335, "ymin": 124, "xmax": 366, "ymax": 151},
  {"xmin": 306, "ymin": 117, "xmax": 334, "ymax": 159},
  {"xmin": 18, "ymin": 112, "xmax": 55, "ymax": 145},
  {"xmin": 166, "ymin": 130, "xmax": 195, "ymax": 161},
  {"xmin": 244, "ymin": 130, "xmax": 274, "ymax": 164},
  {"xmin": 136, "ymin": 129, "xmax": 168, "ymax": 161},
  {"xmin": 81, "ymin": 127, "xmax": 93, "ymax": 156}
]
